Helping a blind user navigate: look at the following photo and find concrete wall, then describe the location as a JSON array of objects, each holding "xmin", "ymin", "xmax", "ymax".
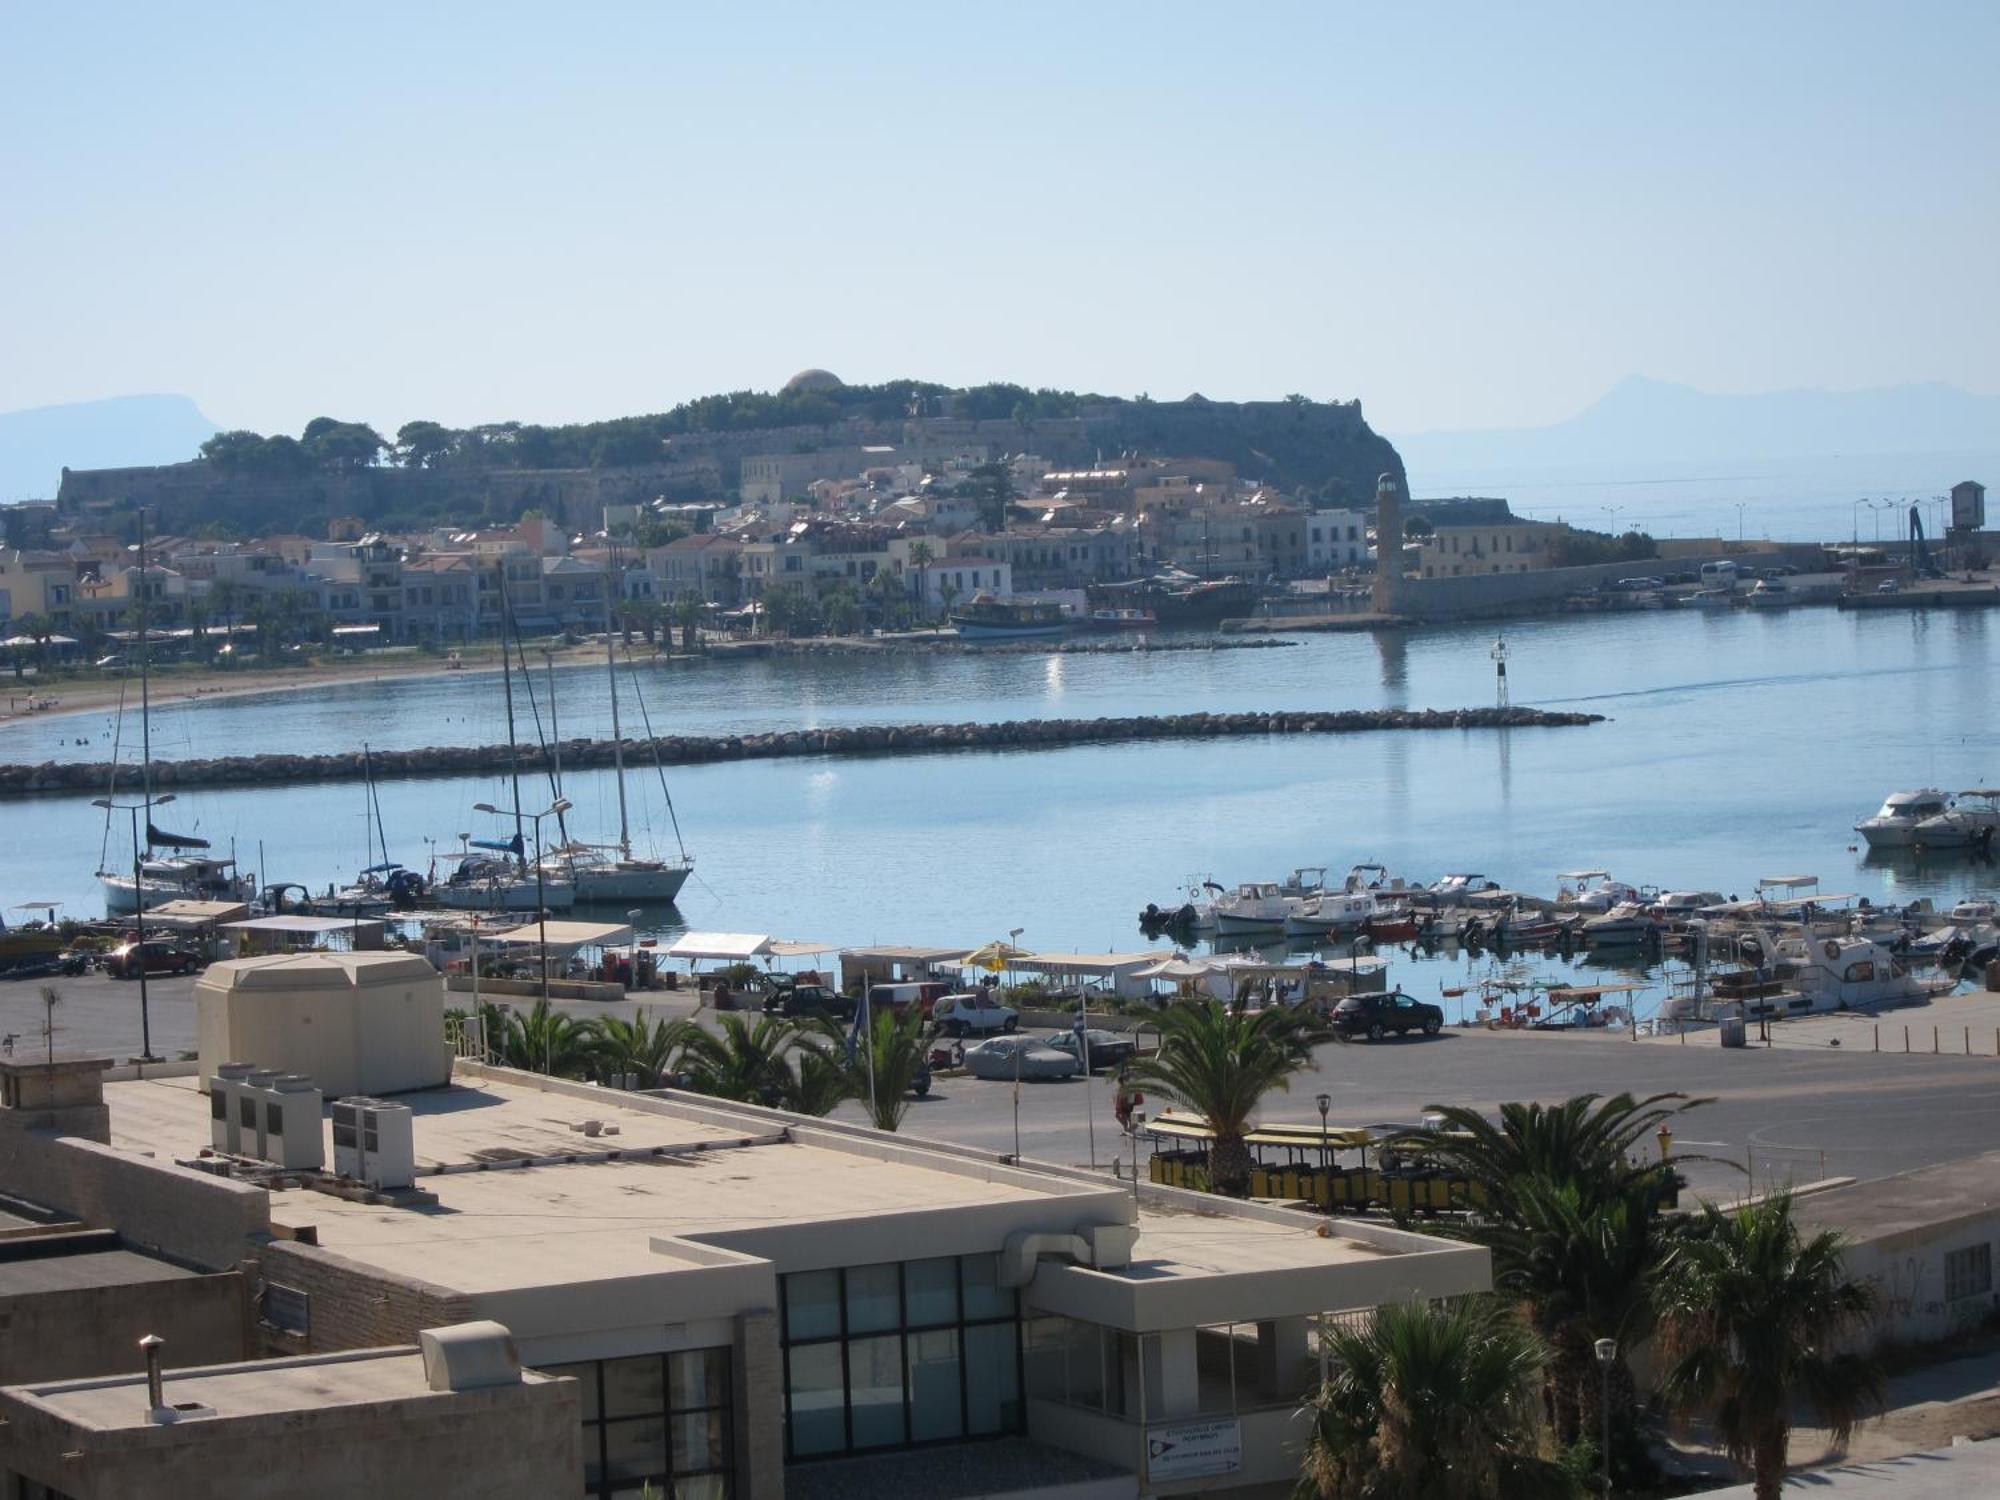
[
  {"xmin": 0, "ymin": 1358, "xmax": 581, "ymax": 1500},
  {"xmin": 1395, "ymin": 543, "xmax": 1828, "ymax": 621},
  {"xmin": 254, "ymin": 1240, "xmax": 474, "ymax": 1355},
  {"xmin": 0, "ymin": 1263, "xmax": 245, "ymax": 1385},
  {"xmin": 1843, "ymin": 1214, "xmax": 2000, "ymax": 1349},
  {"xmin": 0, "ymin": 1123, "xmax": 269, "ymax": 1272}
]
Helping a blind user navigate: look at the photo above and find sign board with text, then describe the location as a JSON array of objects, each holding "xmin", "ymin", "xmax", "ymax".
[{"xmin": 1146, "ymin": 1416, "xmax": 1241, "ymax": 1481}]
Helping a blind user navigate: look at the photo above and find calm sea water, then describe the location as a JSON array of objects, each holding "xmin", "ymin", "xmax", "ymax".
[{"xmin": 2, "ymin": 605, "xmax": 1995, "ymax": 969}]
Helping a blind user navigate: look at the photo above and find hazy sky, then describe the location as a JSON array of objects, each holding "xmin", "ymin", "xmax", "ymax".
[{"xmin": 4, "ymin": 2, "xmax": 1995, "ymax": 438}]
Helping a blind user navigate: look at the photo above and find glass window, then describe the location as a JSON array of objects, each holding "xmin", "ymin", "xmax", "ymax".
[
  {"xmin": 670, "ymin": 1348, "xmax": 729, "ymax": 1411},
  {"xmin": 905, "ymin": 1258, "xmax": 959, "ymax": 1328},
  {"xmin": 845, "ymin": 1263, "xmax": 901, "ymax": 1334},
  {"xmin": 960, "ymin": 1254, "xmax": 1014, "ymax": 1322},
  {"xmin": 786, "ymin": 1342, "xmax": 847, "ymax": 1457},
  {"xmin": 671, "ymin": 1408, "xmax": 729, "ymax": 1473},
  {"xmin": 785, "ymin": 1269, "xmax": 841, "ymax": 1342},
  {"xmin": 603, "ymin": 1417, "xmax": 668, "ymax": 1483},
  {"xmin": 602, "ymin": 1356, "xmax": 664, "ymax": 1419},
  {"xmin": 847, "ymin": 1334, "xmax": 907, "ymax": 1448},
  {"xmin": 906, "ymin": 1328, "xmax": 963, "ymax": 1442},
  {"xmin": 964, "ymin": 1323, "xmax": 1020, "ymax": 1435}
]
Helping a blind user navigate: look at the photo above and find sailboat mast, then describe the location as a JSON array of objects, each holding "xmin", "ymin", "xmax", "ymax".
[
  {"xmin": 137, "ymin": 507, "xmax": 153, "ymax": 833},
  {"xmin": 497, "ymin": 565, "xmax": 526, "ymax": 874},
  {"xmin": 606, "ymin": 552, "xmax": 630, "ymax": 859},
  {"xmin": 364, "ymin": 742, "xmax": 389, "ymax": 870}
]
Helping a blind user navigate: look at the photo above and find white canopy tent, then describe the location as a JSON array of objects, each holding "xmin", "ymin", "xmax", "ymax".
[
  {"xmin": 1009, "ymin": 949, "xmax": 1178, "ymax": 1000},
  {"xmin": 488, "ymin": 920, "xmax": 635, "ymax": 955},
  {"xmin": 663, "ymin": 932, "xmax": 774, "ymax": 962}
]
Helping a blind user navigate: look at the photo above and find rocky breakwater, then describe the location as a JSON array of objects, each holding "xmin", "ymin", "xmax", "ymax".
[{"xmin": 0, "ymin": 705, "xmax": 1602, "ymax": 798}]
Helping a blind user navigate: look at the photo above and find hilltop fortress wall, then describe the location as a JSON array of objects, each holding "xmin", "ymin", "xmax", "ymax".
[{"xmin": 54, "ymin": 398, "xmax": 1401, "ymax": 535}]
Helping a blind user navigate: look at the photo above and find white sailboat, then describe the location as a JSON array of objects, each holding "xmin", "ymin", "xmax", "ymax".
[{"xmin": 543, "ymin": 591, "xmax": 691, "ymax": 904}]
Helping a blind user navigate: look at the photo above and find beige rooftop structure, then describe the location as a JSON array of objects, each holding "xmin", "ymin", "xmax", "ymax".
[
  {"xmin": 194, "ymin": 951, "xmax": 451, "ymax": 1098},
  {"xmin": 0, "ymin": 984, "xmax": 1489, "ymax": 1500},
  {"xmin": 0, "ymin": 1337, "xmax": 580, "ymax": 1500},
  {"xmin": 71, "ymin": 1062, "xmax": 1486, "ymax": 1498}
]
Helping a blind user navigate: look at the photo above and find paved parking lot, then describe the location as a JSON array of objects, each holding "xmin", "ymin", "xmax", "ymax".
[{"xmin": 14, "ymin": 968, "xmax": 2000, "ymax": 1202}]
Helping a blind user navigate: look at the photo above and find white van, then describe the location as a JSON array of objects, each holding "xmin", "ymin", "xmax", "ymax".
[{"xmin": 1699, "ymin": 560, "xmax": 1739, "ymax": 589}]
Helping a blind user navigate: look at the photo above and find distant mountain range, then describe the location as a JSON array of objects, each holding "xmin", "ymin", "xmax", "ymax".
[
  {"xmin": 1393, "ymin": 377, "xmax": 2000, "ymax": 476},
  {"xmin": 0, "ymin": 394, "xmax": 218, "ymax": 502}
]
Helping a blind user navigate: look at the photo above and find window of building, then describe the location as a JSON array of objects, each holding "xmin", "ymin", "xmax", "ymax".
[
  {"xmin": 1946, "ymin": 1243, "xmax": 1993, "ymax": 1302},
  {"xmin": 780, "ymin": 1255, "xmax": 1022, "ymax": 1461},
  {"xmin": 542, "ymin": 1348, "xmax": 734, "ymax": 1500}
]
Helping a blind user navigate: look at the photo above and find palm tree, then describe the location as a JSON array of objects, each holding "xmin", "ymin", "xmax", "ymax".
[
  {"xmin": 678, "ymin": 1013, "xmax": 806, "ymax": 1106},
  {"xmin": 1122, "ymin": 999, "xmax": 1331, "ymax": 1196},
  {"xmin": 672, "ymin": 593, "xmax": 705, "ymax": 653},
  {"xmin": 907, "ymin": 540, "xmax": 933, "ymax": 624},
  {"xmin": 592, "ymin": 1010, "xmax": 690, "ymax": 1090},
  {"xmin": 851, "ymin": 1005, "xmax": 927, "ymax": 1131},
  {"xmin": 937, "ymin": 578, "xmax": 961, "ymax": 624},
  {"xmin": 1296, "ymin": 1297, "xmax": 1575, "ymax": 1500},
  {"xmin": 1657, "ymin": 1194, "xmax": 1883, "ymax": 1500},
  {"xmin": 1485, "ymin": 1178, "xmax": 1667, "ymax": 1456},
  {"xmin": 786, "ymin": 1028, "xmax": 854, "ymax": 1118},
  {"xmin": 491, "ymin": 998, "xmax": 602, "ymax": 1078},
  {"xmin": 1417, "ymin": 1092, "xmax": 1700, "ymax": 1224}
]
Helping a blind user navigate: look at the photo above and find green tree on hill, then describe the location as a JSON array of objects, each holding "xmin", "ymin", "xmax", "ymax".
[{"xmin": 394, "ymin": 420, "xmax": 455, "ymax": 468}]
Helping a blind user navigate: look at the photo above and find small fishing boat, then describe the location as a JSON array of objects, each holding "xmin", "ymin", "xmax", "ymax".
[
  {"xmin": 1211, "ymin": 881, "xmax": 1294, "ymax": 935},
  {"xmin": 948, "ymin": 595, "xmax": 1069, "ymax": 641},
  {"xmin": 1580, "ymin": 901, "xmax": 1659, "ymax": 947}
]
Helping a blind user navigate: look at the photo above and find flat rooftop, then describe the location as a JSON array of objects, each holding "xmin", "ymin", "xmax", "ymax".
[
  {"xmin": 0, "ymin": 1244, "xmax": 198, "ymax": 1297},
  {"xmin": 104, "ymin": 1075, "xmax": 1091, "ymax": 1295},
  {"xmin": 16, "ymin": 1347, "xmax": 557, "ymax": 1433},
  {"xmin": 1125, "ymin": 1203, "xmax": 1385, "ymax": 1279},
  {"xmin": 1795, "ymin": 1150, "xmax": 2000, "ymax": 1242}
]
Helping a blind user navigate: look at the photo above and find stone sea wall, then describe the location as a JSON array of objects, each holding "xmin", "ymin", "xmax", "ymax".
[{"xmin": 0, "ymin": 706, "xmax": 1601, "ymax": 799}]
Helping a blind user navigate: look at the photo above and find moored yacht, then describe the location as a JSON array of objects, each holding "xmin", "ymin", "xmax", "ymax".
[
  {"xmin": 1913, "ymin": 789, "xmax": 2000, "ymax": 850},
  {"xmin": 102, "ymin": 853, "xmax": 255, "ymax": 916},
  {"xmin": 1283, "ymin": 889, "xmax": 1379, "ymax": 940},
  {"xmin": 434, "ymin": 844, "xmax": 577, "ymax": 912},
  {"xmin": 1855, "ymin": 788, "xmax": 1951, "ymax": 848}
]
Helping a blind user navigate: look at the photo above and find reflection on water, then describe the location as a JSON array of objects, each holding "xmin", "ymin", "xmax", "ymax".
[
  {"xmin": 0, "ymin": 607, "xmax": 1994, "ymax": 955},
  {"xmin": 1372, "ymin": 630, "xmax": 1407, "ymax": 696}
]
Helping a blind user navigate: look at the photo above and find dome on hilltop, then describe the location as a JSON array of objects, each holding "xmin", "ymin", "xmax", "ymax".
[{"xmin": 783, "ymin": 368, "xmax": 844, "ymax": 394}]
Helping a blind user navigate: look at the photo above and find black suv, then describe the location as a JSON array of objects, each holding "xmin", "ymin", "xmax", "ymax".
[
  {"xmin": 1331, "ymin": 990, "xmax": 1444, "ymax": 1041},
  {"xmin": 764, "ymin": 982, "xmax": 856, "ymax": 1023}
]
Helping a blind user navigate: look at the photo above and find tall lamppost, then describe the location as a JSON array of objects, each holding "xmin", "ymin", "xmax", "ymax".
[
  {"xmin": 92, "ymin": 791, "xmax": 174, "ymax": 1063},
  {"xmin": 1315, "ymin": 1091, "xmax": 1332, "ymax": 1170},
  {"xmin": 474, "ymin": 796, "xmax": 570, "ymax": 1006},
  {"xmin": 1593, "ymin": 1337, "xmax": 1618, "ymax": 1495},
  {"xmin": 1128, "ymin": 1107, "xmax": 1147, "ymax": 1205}
]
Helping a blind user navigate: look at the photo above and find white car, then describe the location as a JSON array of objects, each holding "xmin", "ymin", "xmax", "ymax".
[
  {"xmin": 962, "ymin": 1036, "xmax": 1079, "ymax": 1081},
  {"xmin": 932, "ymin": 992, "xmax": 1019, "ymax": 1037}
]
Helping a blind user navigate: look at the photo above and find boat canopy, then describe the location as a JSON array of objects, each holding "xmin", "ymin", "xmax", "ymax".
[
  {"xmin": 1558, "ymin": 870, "xmax": 1612, "ymax": 881},
  {"xmin": 469, "ymin": 835, "xmax": 525, "ymax": 856}
]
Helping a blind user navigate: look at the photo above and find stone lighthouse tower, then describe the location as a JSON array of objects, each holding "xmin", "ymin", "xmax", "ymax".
[{"xmin": 1371, "ymin": 471, "xmax": 1407, "ymax": 614}]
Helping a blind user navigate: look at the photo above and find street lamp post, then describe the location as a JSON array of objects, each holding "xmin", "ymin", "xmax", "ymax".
[
  {"xmin": 92, "ymin": 791, "xmax": 174, "ymax": 1063},
  {"xmin": 1315, "ymin": 1091, "xmax": 1332, "ymax": 1171},
  {"xmin": 1594, "ymin": 1337, "xmax": 1618, "ymax": 1495},
  {"xmin": 474, "ymin": 797, "xmax": 570, "ymax": 1006},
  {"xmin": 626, "ymin": 908, "xmax": 643, "ymax": 993},
  {"xmin": 1128, "ymin": 1107, "xmax": 1146, "ymax": 1205}
]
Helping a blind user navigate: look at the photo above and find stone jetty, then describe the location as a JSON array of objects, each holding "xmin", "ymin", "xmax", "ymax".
[{"xmin": 0, "ymin": 706, "xmax": 1602, "ymax": 799}]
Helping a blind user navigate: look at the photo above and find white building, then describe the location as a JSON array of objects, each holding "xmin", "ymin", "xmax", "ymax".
[{"xmin": 1305, "ymin": 509, "xmax": 1368, "ymax": 571}]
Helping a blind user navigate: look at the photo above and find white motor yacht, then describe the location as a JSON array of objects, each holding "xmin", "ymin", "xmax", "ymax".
[
  {"xmin": 1414, "ymin": 873, "xmax": 1503, "ymax": 909},
  {"xmin": 1855, "ymin": 789, "xmax": 1952, "ymax": 848},
  {"xmin": 1342, "ymin": 862, "xmax": 1415, "ymax": 895},
  {"xmin": 1211, "ymin": 882, "xmax": 1295, "ymax": 935},
  {"xmin": 1664, "ymin": 931, "xmax": 1952, "ymax": 1024},
  {"xmin": 1913, "ymin": 790, "xmax": 2000, "ymax": 850}
]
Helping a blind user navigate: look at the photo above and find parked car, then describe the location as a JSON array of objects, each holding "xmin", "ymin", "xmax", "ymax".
[
  {"xmin": 1876, "ymin": 577, "xmax": 1902, "ymax": 593},
  {"xmin": 932, "ymin": 992, "xmax": 1019, "ymax": 1037},
  {"xmin": 1331, "ymin": 990, "xmax": 1444, "ymax": 1041},
  {"xmin": 865, "ymin": 981, "xmax": 950, "ymax": 1020},
  {"xmin": 962, "ymin": 1035, "xmax": 1079, "ymax": 1081},
  {"xmin": 765, "ymin": 983, "xmax": 855, "ymax": 1023},
  {"xmin": 1043, "ymin": 1027, "xmax": 1137, "ymax": 1071},
  {"xmin": 1612, "ymin": 576, "xmax": 1666, "ymax": 592},
  {"xmin": 1761, "ymin": 564, "xmax": 1798, "ymax": 578},
  {"xmin": 104, "ymin": 940, "xmax": 202, "ymax": 979}
]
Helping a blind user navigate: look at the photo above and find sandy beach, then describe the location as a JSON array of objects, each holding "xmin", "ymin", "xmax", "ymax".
[{"xmin": 0, "ymin": 641, "xmax": 622, "ymax": 729}]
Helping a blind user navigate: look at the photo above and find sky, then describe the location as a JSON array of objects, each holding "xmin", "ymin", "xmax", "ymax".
[{"xmin": 2, "ymin": 2, "xmax": 1996, "ymax": 439}]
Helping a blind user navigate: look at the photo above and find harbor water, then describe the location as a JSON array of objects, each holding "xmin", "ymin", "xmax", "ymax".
[{"xmin": 1, "ymin": 606, "xmax": 1994, "ymax": 988}]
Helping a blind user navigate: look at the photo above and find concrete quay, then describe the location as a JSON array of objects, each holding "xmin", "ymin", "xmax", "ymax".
[{"xmin": 0, "ymin": 704, "xmax": 1603, "ymax": 798}]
